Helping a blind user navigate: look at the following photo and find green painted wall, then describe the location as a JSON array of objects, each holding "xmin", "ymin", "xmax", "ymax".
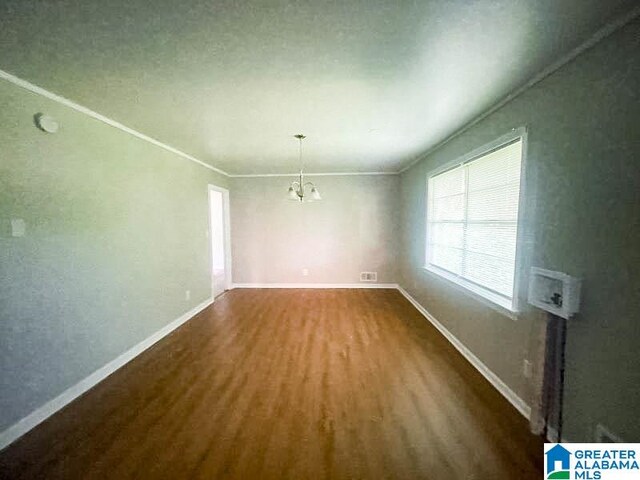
[
  {"xmin": 0, "ymin": 80, "xmax": 228, "ymax": 432},
  {"xmin": 399, "ymin": 18, "xmax": 639, "ymax": 441},
  {"xmin": 230, "ymin": 175, "xmax": 400, "ymax": 285}
]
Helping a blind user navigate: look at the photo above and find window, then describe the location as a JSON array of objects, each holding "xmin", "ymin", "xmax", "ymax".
[{"xmin": 425, "ymin": 133, "xmax": 524, "ymax": 312}]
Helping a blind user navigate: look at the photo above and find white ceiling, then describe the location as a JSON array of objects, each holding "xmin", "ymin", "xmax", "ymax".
[{"xmin": 0, "ymin": 0, "xmax": 636, "ymax": 174}]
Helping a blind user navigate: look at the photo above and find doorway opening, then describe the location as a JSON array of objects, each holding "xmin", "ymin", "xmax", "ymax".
[{"xmin": 208, "ymin": 185, "xmax": 231, "ymax": 299}]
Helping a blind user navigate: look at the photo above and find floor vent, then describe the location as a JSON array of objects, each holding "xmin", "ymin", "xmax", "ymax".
[{"xmin": 360, "ymin": 272, "xmax": 378, "ymax": 282}]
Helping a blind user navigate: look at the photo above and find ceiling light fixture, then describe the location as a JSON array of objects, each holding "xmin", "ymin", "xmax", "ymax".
[{"xmin": 287, "ymin": 134, "xmax": 321, "ymax": 202}]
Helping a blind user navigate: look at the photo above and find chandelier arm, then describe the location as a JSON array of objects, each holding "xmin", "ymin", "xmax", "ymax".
[{"xmin": 303, "ymin": 181, "xmax": 315, "ymax": 187}]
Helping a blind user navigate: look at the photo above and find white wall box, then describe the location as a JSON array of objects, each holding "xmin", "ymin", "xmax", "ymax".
[{"xmin": 527, "ymin": 267, "xmax": 581, "ymax": 319}]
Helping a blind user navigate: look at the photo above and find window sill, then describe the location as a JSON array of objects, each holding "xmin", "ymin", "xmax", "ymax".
[{"xmin": 421, "ymin": 265, "xmax": 519, "ymax": 321}]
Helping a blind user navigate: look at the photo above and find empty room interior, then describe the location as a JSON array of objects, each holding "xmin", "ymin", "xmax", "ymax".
[{"xmin": 1, "ymin": 1, "xmax": 639, "ymax": 478}]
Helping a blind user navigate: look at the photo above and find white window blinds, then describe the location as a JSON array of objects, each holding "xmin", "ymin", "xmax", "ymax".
[{"xmin": 426, "ymin": 138, "xmax": 523, "ymax": 309}]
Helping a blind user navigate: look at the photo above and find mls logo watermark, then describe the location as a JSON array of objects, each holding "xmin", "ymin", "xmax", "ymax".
[
  {"xmin": 544, "ymin": 443, "xmax": 640, "ymax": 479},
  {"xmin": 546, "ymin": 444, "xmax": 571, "ymax": 479}
]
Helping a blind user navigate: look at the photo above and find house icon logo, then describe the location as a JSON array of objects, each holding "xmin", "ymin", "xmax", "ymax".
[{"xmin": 545, "ymin": 444, "xmax": 572, "ymax": 479}]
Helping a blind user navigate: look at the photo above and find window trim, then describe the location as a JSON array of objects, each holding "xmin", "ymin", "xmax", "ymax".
[{"xmin": 423, "ymin": 127, "xmax": 528, "ymax": 319}]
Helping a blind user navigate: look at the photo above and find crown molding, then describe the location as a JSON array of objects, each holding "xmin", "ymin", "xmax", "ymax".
[
  {"xmin": 398, "ymin": 4, "xmax": 640, "ymax": 174},
  {"xmin": 0, "ymin": 68, "xmax": 400, "ymax": 178},
  {"xmin": 6, "ymin": 2, "xmax": 638, "ymax": 180},
  {"xmin": 0, "ymin": 68, "xmax": 231, "ymax": 177},
  {"xmin": 229, "ymin": 171, "xmax": 399, "ymax": 178}
]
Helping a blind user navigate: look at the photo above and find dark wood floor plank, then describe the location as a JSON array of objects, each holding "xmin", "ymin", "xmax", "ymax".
[{"xmin": 0, "ymin": 289, "xmax": 543, "ymax": 479}]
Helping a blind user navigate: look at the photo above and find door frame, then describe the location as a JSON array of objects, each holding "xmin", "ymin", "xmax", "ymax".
[{"xmin": 208, "ymin": 184, "xmax": 232, "ymax": 299}]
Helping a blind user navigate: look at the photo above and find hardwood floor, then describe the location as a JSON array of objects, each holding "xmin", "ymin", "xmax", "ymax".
[{"xmin": 0, "ymin": 289, "xmax": 543, "ymax": 479}]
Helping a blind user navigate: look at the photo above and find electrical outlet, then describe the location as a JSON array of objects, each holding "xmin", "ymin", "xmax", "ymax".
[
  {"xmin": 302, "ymin": 268, "xmax": 309, "ymax": 276},
  {"xmin": 185, "ymin": 290, "xmax": 191, "ymax": 301},
  {"xmin": 523, "ymin": 359, "xmax": 532, "ymax": 378}
]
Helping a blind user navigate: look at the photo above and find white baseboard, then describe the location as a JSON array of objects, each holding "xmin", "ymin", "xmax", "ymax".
[
  {"xmin": 1, "ymin": 286, "xmax": 532, "ymax": 450},
  {"xmin": 0, "ymin": 297, "xmax": 213, "ymax": 451},
  {"xmin": 231, "ymin": 282, "xmax": 399, "ymax": 289},
  {"xmin": 396, "ymin": 286, "xmax": 531, "ymax": 420}
]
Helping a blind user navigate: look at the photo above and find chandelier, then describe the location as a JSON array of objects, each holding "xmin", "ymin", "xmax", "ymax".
[{"xmin": 287, "ymin": 134, "xmax": 321, "ymax": 202}]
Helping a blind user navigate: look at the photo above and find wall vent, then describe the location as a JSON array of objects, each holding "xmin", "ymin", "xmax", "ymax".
[{"xmin": 360, "ymin": 272, "xmax": 377, "ymax": 282}]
